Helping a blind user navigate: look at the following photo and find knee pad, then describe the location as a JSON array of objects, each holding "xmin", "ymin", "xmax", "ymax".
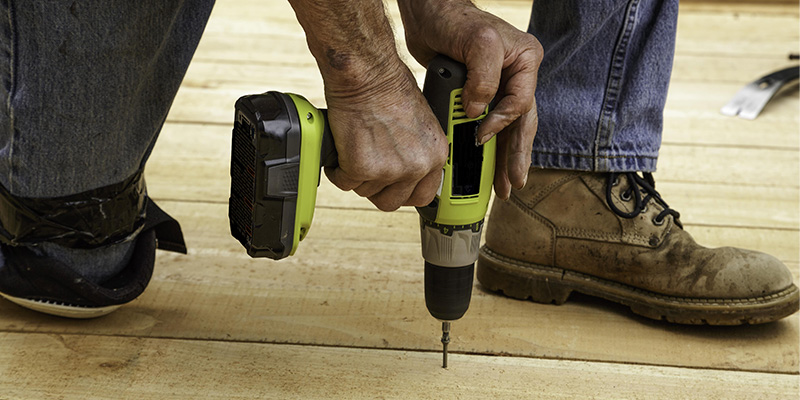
[{"xmin": 0, "ymin": 170, "xmax": 185, "ymax": 252}]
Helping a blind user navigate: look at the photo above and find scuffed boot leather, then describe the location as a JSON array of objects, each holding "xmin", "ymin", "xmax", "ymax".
[{"xmin": 477, "ymin": 168, "xmax": 799, "ymax": 325}]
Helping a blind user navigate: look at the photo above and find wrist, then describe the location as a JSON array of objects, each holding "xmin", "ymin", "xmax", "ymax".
[{"xmin": 289, "ymin": 0, "xmax": 406, "ymax": 98}]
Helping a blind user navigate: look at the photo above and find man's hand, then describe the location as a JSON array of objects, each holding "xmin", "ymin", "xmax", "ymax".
[
  {"xmin": 324, "ymin": 67, "xmax": 448, "ymax": 212},
  {"xmin": 289, "ymin": 0, "xmax": 448, "ymax": 211},
  {"xmin": 398, "ymin": 0, "xmax": 543, "ymax": 200}
]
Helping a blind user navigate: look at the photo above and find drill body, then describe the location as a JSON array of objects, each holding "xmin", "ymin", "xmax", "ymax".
[
  {"xmin": 416, "ymin": 56, "xmax": 495, "ymax": 323},
  {"xmin": 229, "ymin": 56, "xmax": 494, "ymax": 367}
]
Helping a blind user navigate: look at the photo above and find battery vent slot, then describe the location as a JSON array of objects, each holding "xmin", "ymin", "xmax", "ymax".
[
  {"xmin": 451, "ymin": 93, "xmax": 468, "ymax": 122},
  {"xmin": 230, "ymin": 120, "xmax": 257, "ymax": 241}
]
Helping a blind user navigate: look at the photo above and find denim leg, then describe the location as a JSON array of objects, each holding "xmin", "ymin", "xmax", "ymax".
[
  {"xmin": 0, "ymin": 0, "xmax": 215, "ymax": 198},
  {"xmin": 528, "ymin": 0, "xmax": 678, "ymax": 172},
  {"xmin": 0, "ymin": 1, "xmax": 214, "ymax": 282}
]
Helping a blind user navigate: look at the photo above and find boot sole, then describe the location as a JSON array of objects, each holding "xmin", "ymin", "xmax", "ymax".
[
  {"xmin": 0, "ymin": 291, "xmax": 121, "ymax": 319},
  {"xmin": 477, "ymin": 247, "xmax": 800, "ymax": 325}
]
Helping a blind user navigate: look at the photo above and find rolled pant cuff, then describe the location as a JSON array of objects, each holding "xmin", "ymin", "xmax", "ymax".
[{"xmin": 531, "ymin": 150, "xmax": 658, "ymax": 173}]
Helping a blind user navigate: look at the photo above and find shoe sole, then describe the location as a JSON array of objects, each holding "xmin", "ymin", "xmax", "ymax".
[
  {"xmin": 0, "ymin": 292, "xmax": 121, "ymax": 319},
  {"xmin": 477, "ymin": 247, "xmax": 800, "ymax": 325}
]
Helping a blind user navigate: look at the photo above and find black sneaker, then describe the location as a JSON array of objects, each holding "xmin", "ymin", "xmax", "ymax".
[
  {"xmin": 0, "ymin": 200, "xmax": 185, "ymax": 318},
  {"xmin": 0, "ymin": 229, "xmax": 156, "ymax": 318}
]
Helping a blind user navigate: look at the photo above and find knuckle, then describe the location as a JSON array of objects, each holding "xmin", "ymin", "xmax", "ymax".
[
  {"xmin": 469, "ymin": 25, "xmax": 502, "ymax": 48},
  {"xmin": 472, "ymin": 81, "xmax": 499, "ymax": 99},
  {"xmin": 405, "ymin": 162, "xmax": 430, "ymax": 182},
  {"xmin": 517, "ymin": 38, "xmax": 544, "ymax": 68},
  {"xmin": 525, "ymin": 36, "xmax": 544, "ymax": 58},
  {"xmin": 414, "ymin": 191, "xmax": 437, "ymax": 207},
  {"xmin": 373, "ymin": 198, "xmax": 401, "ymax": 212},
  {"xmin": 432, "ymin": 139, "xmax": 449, "ymax": 166}
]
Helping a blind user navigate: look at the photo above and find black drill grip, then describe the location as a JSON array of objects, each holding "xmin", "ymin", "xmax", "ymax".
[
  {"xmin": 318, "ymin": 109, "xmax": 338, "ymax": 169},
  {"xmin": 424, "ymin": 262, "xmax": 474, "ymax": 321}
]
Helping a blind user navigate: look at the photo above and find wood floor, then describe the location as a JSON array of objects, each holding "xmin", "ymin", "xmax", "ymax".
[{"xmin": 1, "ymin": 1, "xmax": 798, "ymax": 398}]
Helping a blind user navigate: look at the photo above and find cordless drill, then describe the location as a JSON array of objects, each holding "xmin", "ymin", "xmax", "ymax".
[{"xmin": 229, "ymin": 55, "xmax": 495, "ymax": 367}]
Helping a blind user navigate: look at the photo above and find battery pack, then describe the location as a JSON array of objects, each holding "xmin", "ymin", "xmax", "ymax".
[
  {"xmin": 230, "ymin": 92, "xmax": 302, "ymax": 259},
  {"xmin": 229, "ymin": 91, "xmax": 335, "ymax": 260}
]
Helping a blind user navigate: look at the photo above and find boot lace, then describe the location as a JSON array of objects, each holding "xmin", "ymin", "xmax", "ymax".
[{"xmin": 605, "ymin": 172, "xmax": 682, "ymax": 229}]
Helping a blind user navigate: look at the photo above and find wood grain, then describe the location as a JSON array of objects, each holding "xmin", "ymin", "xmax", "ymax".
[
  {"xmin": 0, "ymin": 1, "xmax": 797, "ymax": 397},
  {"xmin": 144, "ymin": 122, "xmax": 799, "ymax": 232},
  {"xmin": 1, "ymin": 332, "xmax": 796, "ymax": 400},
  {"xmin": 0, "ymin": 201, "xmax": 796, "ymax": 374}
]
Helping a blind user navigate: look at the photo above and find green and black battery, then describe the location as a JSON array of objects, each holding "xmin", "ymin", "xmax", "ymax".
[{"xmin": 229, "ymin": 91, "xmax": 336, "ymax": 259}]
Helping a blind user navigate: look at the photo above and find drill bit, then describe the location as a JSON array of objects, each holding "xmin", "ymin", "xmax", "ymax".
[{"xmin": 441, "ymin": 321, "xmax": 451, "ymax": 368}]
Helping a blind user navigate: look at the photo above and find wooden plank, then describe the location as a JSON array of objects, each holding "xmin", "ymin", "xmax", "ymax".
[
  {"xmin": 679, "ymin": 1, "xmax": 799, "ymax": 16},
  {"xmin": 0, "ymin": 201, "xmax": 796, "ymax": 374},
  {"xmin": 165, "ymin": 73, "xmax": 800, "ymax": 151},
  {"xmin": 1, "ymin": 332, "xmax": 796, "ymax": 400},
  {"xmin": 672, "ymin": 53, "xmax": 797, "ymax": 84},
  {"xmin": 192, "ymin": 1, "xmax": 798, "ymax": 63},
  {"xmin": 655, "ymin": 143, "xmax": 798, "ymax": 188},
  {"xmin": 675, "ymin": 10, "xmax": 798, "ymax": 57},
  {"xmin": 663, "ymin": 80, "xmax": 798, "ymax": 149},
  {"xmin": 146, "ymin": 121, "xmax": 799, "ymax": 230},
  {"xmin": 656, "ymin": 182, "xmax": 799, "ymax": 230},
  {"xmin": 166, "ymin": 79, "xmax": 800, "ymax": 141}
]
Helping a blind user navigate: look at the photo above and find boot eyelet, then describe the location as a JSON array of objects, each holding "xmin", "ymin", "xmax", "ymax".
[
  {"xmin": 640, "ymin": 206, "xmax": 648, "ymax": 214},
  {"xmin": 652, "ymin": 217, "xmax": 665, "ymax": 226},
  {"xmin": 611, "ymin": 177, "xmax": 620, "ymax": 187},
  {"xmin": 620, "ymin": 191, "xmax": 632, "ymax": 202}
]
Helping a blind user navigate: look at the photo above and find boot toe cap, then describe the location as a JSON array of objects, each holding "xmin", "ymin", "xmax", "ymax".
[{"xmin": 704, "ymin": 248, "xmax": 794, "ymax": 300}]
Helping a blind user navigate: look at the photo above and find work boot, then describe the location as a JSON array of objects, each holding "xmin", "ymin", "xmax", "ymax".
[{"xmin": 477, "ymin": 168, "xmax": 799, "ymax": 325}]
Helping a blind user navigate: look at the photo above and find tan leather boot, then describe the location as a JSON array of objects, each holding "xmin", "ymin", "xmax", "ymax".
[{"xmin": 477, "ymin": 169, "xmax": 799, "ymax": 325}]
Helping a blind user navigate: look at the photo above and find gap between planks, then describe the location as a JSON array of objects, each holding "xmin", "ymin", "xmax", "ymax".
[
  {"xmin": 1, "ymin": 200, "xmax": 796, "ymax": 374},
  {"xmin": 0, "ymin": 331, "xmax": 797, "ymax": 400}
]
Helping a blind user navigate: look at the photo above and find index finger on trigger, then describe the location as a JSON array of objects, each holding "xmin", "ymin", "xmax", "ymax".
[
  {"xmin": 461, "ymin": 30, "xmax": 504, "ymax": 119},
  {"xmin": 476, "ymin": 65, "xmax": 538, "ymax": 144}
]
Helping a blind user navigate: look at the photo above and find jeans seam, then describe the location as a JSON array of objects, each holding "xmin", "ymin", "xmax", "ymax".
[
  {"xmin": 3, "ymin": 0, "xmax": 15, "ymax": 193},
  {"xmin": 593, "ymin": 0, "xmax": 640, "ymax": 170},
  {"xmin": 533, "ymin": 150, "xmax": 658, "ymax": 160}
]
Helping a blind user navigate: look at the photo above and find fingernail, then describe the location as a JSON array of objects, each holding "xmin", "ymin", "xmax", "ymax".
[
  {"xmin": 466, "ymin": 102, "xmax": 486, "ymax": 118},
  {"xmin": 478, "ymin": 132, "xmax": 494, "ymax": 145},
  {"xmin": 514, "ymin": 157, "xmax": 530, "ymax": 189},
  {"xmin": 518, "ymin": 174, "xmax": 528, "ymax": 190},
  {"xmin": 499, "ymin": 189, "xmax": 510, "ymax": 201}
]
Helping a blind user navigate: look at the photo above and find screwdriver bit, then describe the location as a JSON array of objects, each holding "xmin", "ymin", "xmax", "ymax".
[{"xmin": 441, "ymin": 321, "xmax": 451, "ymax": 368}]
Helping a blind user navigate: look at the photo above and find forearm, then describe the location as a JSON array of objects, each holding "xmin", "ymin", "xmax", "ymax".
[{"xmin": 288, "ymin": 0, "xmax": 405, "ymax": 96}]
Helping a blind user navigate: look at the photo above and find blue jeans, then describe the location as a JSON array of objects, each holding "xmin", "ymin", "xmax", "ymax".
[
  {"xmin": 0, "ymin": 0, "xmax": 676, "ymax": 261},
  {"xmin": 530, "ymin": 0, "xmax": 678, "ymax": 172},
  {"xmin": 0, "ymin": 1, "xmax": 215, "ymax": 278},
  {"xmin": 0, "ymin": 0, "xmax": 215, "ymax": 198}
]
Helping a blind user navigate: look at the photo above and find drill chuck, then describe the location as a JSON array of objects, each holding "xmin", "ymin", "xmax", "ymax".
[
  {"xmin": 419, "ymin": 216, "xmax": 483, "ymax": 320},
  {"xmin": 424, "ymin": 261, "xmax": 474, "ymax": 321}
]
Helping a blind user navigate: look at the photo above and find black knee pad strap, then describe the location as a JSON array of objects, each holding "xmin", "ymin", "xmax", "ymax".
[{"xmin": 0, "ymin": 171, "xmax": 185, "ymax": 253}]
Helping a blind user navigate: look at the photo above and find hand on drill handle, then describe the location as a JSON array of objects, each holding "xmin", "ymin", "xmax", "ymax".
[
  {"xmin": 323, "ymin": 68, "xmax": 449, "ymax": 212},
  {"xmin": 289, "ymin": 0, "xmax": 542, "ymax": 210},
  {"xmin": 399, "ymin": 0, "xmax": 543, "ymax": 200}
]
